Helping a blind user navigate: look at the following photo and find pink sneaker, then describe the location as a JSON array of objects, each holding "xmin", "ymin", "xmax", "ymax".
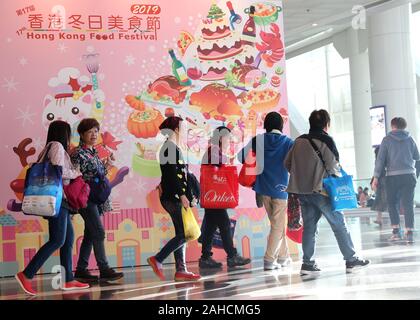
[
  {"xmin": 174, "ymin": 271, "xmax": 201, "ymax": 282},
  {"xmin": 62, "ymin": 280, "xmax": 90, "ymax": 291},
  {"xmin": 15, "ymin": 272, "xmax": 37, "ymax": 296},
  {"xmin": 147, "ymin": 256, "xmax": 165, "ymax": 281}
]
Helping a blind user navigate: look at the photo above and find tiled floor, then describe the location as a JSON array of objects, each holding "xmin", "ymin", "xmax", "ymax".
[{"xmin": 1, "ymin": 209, "xmax": 420, "ymax": 300}]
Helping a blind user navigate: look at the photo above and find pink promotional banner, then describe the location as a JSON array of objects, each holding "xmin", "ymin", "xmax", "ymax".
[{"xmin": 0, "ymin": 0, "xmax": 289, "ymax": 276}]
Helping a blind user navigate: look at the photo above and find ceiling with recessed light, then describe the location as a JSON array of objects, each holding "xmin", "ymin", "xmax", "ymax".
[{"xmin": 282, "ymin": 0, "xmax": 420, "ymax": 53}]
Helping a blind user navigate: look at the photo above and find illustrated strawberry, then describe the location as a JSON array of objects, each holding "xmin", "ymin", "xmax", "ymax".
[
  {"xmin": 214, "ymin": 115, "xmax": 226, "ymax": 122},
  {"xmin": 203, "ymin": 112, "xmax": 211, "ymax": 120}
]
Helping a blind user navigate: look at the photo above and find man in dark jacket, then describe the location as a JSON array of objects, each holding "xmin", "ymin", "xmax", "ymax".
[{"xmin": 372, "ymin": 117, "xmax": 420, "ymax": 244}]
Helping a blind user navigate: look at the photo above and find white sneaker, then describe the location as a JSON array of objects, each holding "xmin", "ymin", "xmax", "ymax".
[
  {"xmin": 264, "ymin": 260, "xmax": 281, "ymax": 271},
  {"xmin": 277, "ymin": 257, "xmax": 292, "ymax": 267}
]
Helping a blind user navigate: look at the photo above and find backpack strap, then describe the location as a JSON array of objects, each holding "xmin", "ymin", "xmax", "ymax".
[
  {"xmin": 300, "ymin": 135, "xmax": 327, "ymax": 170},
  {"xmin": 251, "ymin": 136, "xmax": 257, "ymax": 154}
]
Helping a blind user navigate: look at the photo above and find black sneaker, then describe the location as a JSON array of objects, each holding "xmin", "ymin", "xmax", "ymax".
[
  {"xmin": 74, "ymin": 269, "xmax": 99, "ymax": 283},
  {"xmin": 346, "ymin": 258, "xmax": 370, "ymax": 273},
  {"xmin": 99, "ymin": 268, "xmax": 124, "ymax": 281},
  {"xmin": 227, "ymin": 255, "xmax": 251, "ymax": 268},
  {"xmin": 199, "ymin": 257, "xmax": 223, "ymax": 269},
  {"xmin": 300, "ymin": 264, "xmax": 321, "ymax": 275}
]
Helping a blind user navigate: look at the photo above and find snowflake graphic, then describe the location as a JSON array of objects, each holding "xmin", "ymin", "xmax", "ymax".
[
  {"xmin": 125, "ymin": 197, "xmax": 133, "ymax": 205},
  {"xmin": 2, "ymin": 77, "xmax": 19, "ymax": 92},
  {"xmin": 19, "ymin": 57, "xmax": 28, "ymax": 66},
  {"xmin": 125, "ymin": 55, "xmax": 136, "ymax": 66},
  {"xmin": 134, "ymin": 180, "xmax": 147, "ymax": 192},
  {"xmin": 5, "ymin": 38, "xmax": 12, "ymax": 43},
  {"xmin": 32, "ymin": 137, "xmax": 44, "ymax": 151},
  {"xmin": 58, "ymin": 43, "xmax": 68, "ymax": 53},
  {"xmin": 112, "ymin": 188, "xmax": 120, "ymax": 198},
  {"xmin": 16, "ymin": 106, "xmax": 36, "ymax": 127}
]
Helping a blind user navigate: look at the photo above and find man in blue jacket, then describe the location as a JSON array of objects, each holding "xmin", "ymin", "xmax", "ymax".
[
  {"xmin": 372, "ymin": 117, "xmax": 420, "ymax": 244},
  {"xmin": 238, "ymin": 112, "xmax": 294, "ymax": 270}
]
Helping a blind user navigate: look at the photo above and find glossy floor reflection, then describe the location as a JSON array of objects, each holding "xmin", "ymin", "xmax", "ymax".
[{"xmin": 1, "ymin": 209, "xmax": 420, "ymax": 300}]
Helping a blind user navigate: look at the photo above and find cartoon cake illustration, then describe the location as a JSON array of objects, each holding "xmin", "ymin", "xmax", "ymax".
[{"xmin": 197, "ymin": 3, "xmax": 256, "ymax": 81}]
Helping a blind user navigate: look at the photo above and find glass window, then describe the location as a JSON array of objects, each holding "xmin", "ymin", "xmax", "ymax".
[{"xmin": 287, "ymin": 43, "xmax": 356, "ymax": 175}]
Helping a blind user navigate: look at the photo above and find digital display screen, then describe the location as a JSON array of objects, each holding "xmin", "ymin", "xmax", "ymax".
[{"xmin": 369, "ymin": 106, "xmax": 387, "ymax": 147}]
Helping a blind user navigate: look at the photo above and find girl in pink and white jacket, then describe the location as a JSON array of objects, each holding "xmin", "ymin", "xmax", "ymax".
[{"xmin": 15, "ymin": 120, "xmax": 89, "ymax": 295}]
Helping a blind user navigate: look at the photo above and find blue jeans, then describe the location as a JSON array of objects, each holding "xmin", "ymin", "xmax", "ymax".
[
  {"xmin": 76, "ymin": 201, "xmax": 109, "ymax": 271},
  {"xmin": 298, "ymin": 193, "xmax": 357, "ymax": 266},
  {"xmin": 386, "ymin": 174, "xmax": 417, "ymax": 230},
  {"xmin": 23, "ymin": 206, "xmax": 74, "ymax": 282},
  {"xmin": 155, "ymin": 199, "xmax": 187, "ymax": 272}
]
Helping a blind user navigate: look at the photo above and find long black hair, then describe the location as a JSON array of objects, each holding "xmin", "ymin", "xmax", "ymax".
[{"xmin": 46, "ymin": 120, "xmax": 71, "ymax": 151}]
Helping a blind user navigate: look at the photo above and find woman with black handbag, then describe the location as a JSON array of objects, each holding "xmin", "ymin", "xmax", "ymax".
[{"xmin": 71, "ymin": 118, "xmax": 123, "ymax": 283}]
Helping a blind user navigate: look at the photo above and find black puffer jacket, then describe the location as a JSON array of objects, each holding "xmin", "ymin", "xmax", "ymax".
[{"xmin": 159, "ymin": 140, "xmax": 193, "ymax": 203}]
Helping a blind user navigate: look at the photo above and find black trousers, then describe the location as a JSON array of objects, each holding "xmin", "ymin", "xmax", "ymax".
[
  {"xmin": 155, "ymin": 199, "xmax": 187, "ymax": 272},
  {"xmin": 77, "ymin": 201, "xmax": 109, "ymax": 271},
  {"xmin": 385, "ymin": 174, "xmax": 416, "ymax": 229},
  {"xmin": 201, "ymin": 209, "xmax": 237, "ymax": 259}
]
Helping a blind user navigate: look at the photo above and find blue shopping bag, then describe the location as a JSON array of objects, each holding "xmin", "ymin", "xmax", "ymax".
[
  {"xmin": 323, "ymin": 169, "xmax": 358, "ymax": 211},
  {"xmin": 22, "ymin": 144, "xmax": 63, "ymax": 218},
  {"xmin": 198, "ymin": 218, "xmax": 236, "ymax": 249},
  {"xmin": 212, "ymin": 219, "xmax": 236, "ymax": 249}
]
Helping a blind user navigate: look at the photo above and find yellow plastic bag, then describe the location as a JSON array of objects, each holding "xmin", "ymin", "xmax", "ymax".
[{"xmin": 182, "ymin": 207, "xmax": 201, "ymax": 241}]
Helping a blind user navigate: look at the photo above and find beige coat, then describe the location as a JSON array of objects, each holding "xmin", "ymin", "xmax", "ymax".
[{"xmin": 284, "ymin": 137, "xmax": 341, "ymax": 194}]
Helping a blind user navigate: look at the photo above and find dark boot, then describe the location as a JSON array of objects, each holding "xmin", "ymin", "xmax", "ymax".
[
  {"xmin": 74, "ymin": 269, "xmax": 99, "ymax": 283},
  {"xmin": 99, "ymin": 268, "xmax": 124, "ymax": 281},
  {"xmin": 199, "ymin": 257, "xmax": 223, "ymax": 269},
  {"xmin": 227, "ymin": 255, "xmax": 251, "ymax": 268}
]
